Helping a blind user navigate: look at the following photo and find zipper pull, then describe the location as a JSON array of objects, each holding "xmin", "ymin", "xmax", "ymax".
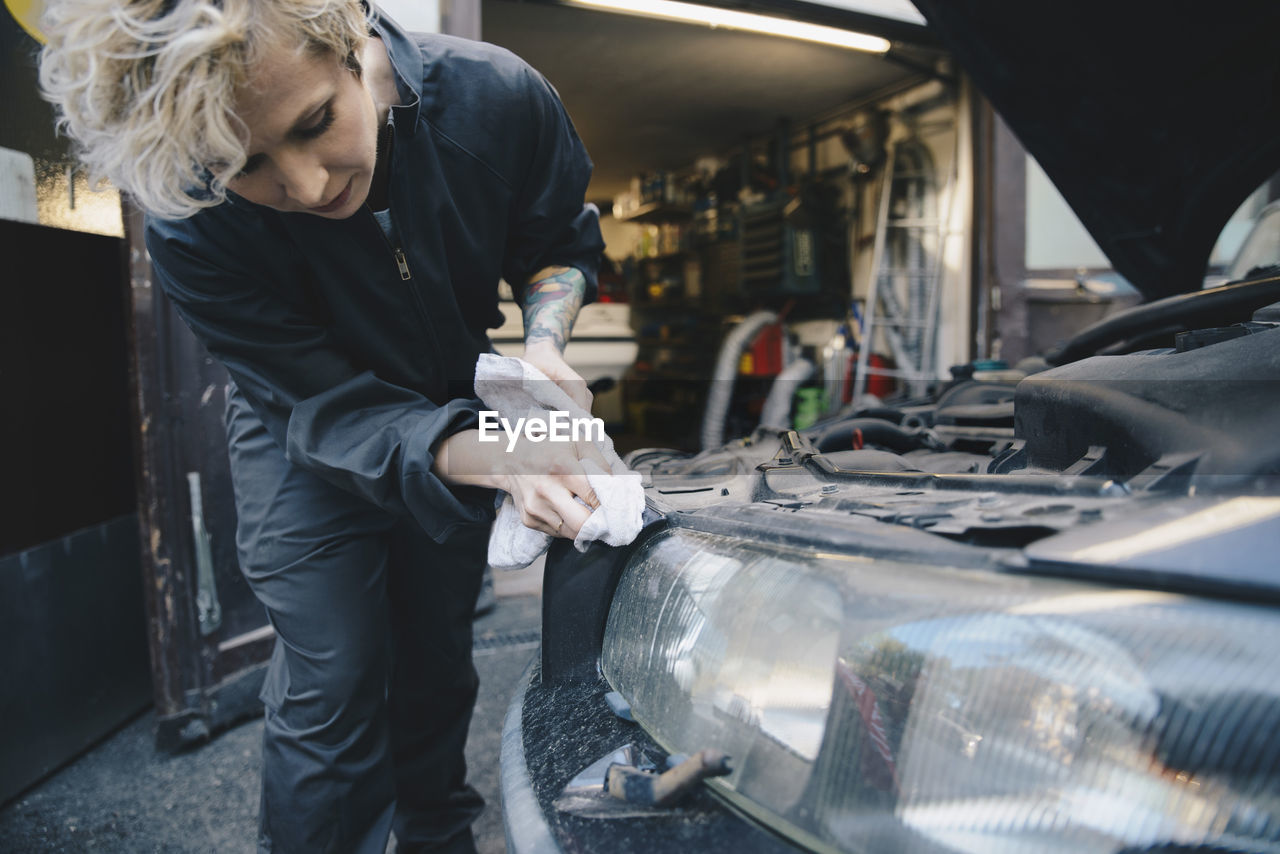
[{"xmin": 394, "ymin": 248, "xmax": 411, "ymax": 280}]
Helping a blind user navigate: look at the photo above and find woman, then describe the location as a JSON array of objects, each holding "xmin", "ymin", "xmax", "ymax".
[{"xmin": 40, "ymin": 1, "xmax": 606, "ymax": 851}]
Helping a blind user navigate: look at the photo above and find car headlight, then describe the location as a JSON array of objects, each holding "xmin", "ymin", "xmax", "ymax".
[{"xmin": 601, "ymin": 527, "xmax": 1280, "ymax": 853}]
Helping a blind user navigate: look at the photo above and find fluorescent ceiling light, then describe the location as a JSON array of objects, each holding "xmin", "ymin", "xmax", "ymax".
[
  {"xmin": 802, "ymin": 0, "xmax": 925, "ymax": 26},
  {"xmin": 564, "ymin": 0, "xmax": 893, "ymax": 53}
]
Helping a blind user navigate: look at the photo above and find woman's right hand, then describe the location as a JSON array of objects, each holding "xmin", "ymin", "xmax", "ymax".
[{"xmin": 433, "ymin": 427, "xmax": 609, "ymax": 539}]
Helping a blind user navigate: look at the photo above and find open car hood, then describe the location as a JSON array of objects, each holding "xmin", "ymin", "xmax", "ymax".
[{"xmin": 911, "ymin": 0, "xmax": 1280, "ymax": 299}]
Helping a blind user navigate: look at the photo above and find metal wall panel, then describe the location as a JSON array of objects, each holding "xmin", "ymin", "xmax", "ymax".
[
  {"xmin": 0, "ymin": 516, "xmax": 151, "ymax": 805},
  {"xmin": 124, "ymin": 207, "xmax": 273, "ymax": 751}
]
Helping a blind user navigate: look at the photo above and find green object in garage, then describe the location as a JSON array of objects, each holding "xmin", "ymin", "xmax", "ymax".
[{"xmin": 793, "ymin": 387, "xmax": 825, "ymax": 430}]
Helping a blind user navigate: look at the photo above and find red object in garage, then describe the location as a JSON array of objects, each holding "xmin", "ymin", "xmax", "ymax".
[
  {"xmin": 739, "ymin": 323, "xmax": 784, "ymax": 376},
  {"xmin": 866, "ymin": 353, "xmax": 896, "ymax": 398}
]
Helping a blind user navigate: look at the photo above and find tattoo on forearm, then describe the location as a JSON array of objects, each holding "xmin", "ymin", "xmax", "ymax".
[{"xmin": 523, "ymin": 266, "xmax": 585, "ymax": 352}]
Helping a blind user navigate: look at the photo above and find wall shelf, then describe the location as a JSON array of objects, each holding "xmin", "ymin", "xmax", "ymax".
[{"xmin": 616, "ymin": 201, "xmax": 693, "ymax": 225}]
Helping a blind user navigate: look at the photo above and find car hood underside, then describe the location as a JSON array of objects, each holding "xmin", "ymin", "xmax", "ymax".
[{"xmin": 911, "ymin": 0, "xmax": 1280, "ymax": 299}]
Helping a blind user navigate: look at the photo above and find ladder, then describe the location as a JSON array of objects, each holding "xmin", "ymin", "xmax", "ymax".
[{"xmin": 852, "ymin": 131, "xmax": 958, "ymax": 401}]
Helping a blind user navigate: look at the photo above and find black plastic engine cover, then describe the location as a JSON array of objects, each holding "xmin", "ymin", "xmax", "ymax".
[{"xmin": 1013, "ymin": 327, "xmax": 1280, "ymax": 479}]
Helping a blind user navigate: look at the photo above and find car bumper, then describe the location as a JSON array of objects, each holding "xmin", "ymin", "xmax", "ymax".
[{"xmin": 500, "ymin": 655, "xmax": 803, "ymax": 854}]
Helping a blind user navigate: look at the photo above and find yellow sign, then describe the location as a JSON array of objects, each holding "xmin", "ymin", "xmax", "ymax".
[{"xmin": 5, "ymin": 0, "xmax": 46, "ymax": 44}]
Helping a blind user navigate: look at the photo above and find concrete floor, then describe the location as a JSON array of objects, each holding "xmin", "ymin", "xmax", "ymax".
[{"xmin": 0, "ymin": 558, "xmax": 546, "ymax": 854}]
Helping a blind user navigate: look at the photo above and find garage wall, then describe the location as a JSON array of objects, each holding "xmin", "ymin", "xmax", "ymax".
[
  {"xmin": 784, "ymin": 77, "xmax": 973, "ymax": 376},
  {"xmin": 595, "ymin": 74, "xmax": 975, "ymax": 380}
]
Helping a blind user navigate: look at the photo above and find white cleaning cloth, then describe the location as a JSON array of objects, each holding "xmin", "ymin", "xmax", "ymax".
[{"xmin": 474, "ymin": 353, "xmax": 644, "ymax": 569}]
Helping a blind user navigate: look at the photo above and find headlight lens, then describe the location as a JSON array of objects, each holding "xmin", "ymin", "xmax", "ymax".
[{"xmin": 602, "ymin": 528, "xmax": 1280, "ymax": 853}]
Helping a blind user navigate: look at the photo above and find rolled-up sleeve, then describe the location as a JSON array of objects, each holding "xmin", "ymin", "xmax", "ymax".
[
  {"xmin": 146, "ymin": 217, "xmax": 493, "ymax": 541},
  {"xmin": 500, "ymin": 65, "xmax": 605, "ymax": 303}
]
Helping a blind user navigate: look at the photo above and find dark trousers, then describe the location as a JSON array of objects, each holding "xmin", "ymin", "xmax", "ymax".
[{"xmin": 226, "ymin": 388, "xmax": 487, "ymax": 854}]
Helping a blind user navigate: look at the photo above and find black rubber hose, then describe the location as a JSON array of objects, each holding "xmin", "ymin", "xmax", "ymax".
[
  {"xmin": 850, "ymin": 405, "xmax": 906, "ymax": 424},
  {"xmin": 1045, "ymin": 274, "xmax": 1280, "ymax": 365},
  {"xmin": 812, "ymin": 418, "xmax": 930, "ymax": 453}
]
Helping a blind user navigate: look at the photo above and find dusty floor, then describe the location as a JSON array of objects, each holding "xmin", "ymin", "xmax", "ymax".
[{"xmin": 0, "ymin": 560, "xmax": 546, "ymax": 854}]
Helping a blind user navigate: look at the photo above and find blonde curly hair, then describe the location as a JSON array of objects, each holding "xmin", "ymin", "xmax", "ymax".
[{"xmin": 39, "ymin": 0, "xmax": 369, "ymax": 219}]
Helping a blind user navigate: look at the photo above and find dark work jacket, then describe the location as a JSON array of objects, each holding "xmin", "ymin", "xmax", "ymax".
[{"xmin": 145, "ymin": 8, "xmax": 604, "ymax": 544}]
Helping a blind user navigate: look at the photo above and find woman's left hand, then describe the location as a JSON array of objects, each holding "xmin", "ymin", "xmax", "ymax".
[{"xmin": 523, "ymin": 341, "xmax": 593, "ymax": 413}]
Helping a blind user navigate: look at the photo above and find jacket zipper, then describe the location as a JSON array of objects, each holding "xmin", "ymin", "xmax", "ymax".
[
  {"xmin": 366, "ymin": 206, "xmax": 447, "ymax": 374},
  {"xmin": 366, "ymin": 205, "xmax": 413, "ymax": 280},
  {"xmin": 393, "ymin": 248, "xmax": 411, "ymax": 280}
]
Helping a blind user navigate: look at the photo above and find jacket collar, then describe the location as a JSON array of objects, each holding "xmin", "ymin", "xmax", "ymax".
[{"xmin": 367, "ymin": 3, "xmax": 424, "ymax": 136}]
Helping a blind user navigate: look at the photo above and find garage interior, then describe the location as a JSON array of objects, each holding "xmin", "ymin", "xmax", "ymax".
[
  {"xmin": 482, "ymin": 0, "xmax": 971, "ymax": 451},
  {"xmin": 3, "ymin": 0, "xmax": 1279, "ymax": 848}
]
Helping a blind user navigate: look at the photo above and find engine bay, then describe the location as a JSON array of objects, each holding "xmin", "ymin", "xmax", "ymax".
[{"xmin": 627, "ymin": 286, "xmax": 1280, "ymax": 598}]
